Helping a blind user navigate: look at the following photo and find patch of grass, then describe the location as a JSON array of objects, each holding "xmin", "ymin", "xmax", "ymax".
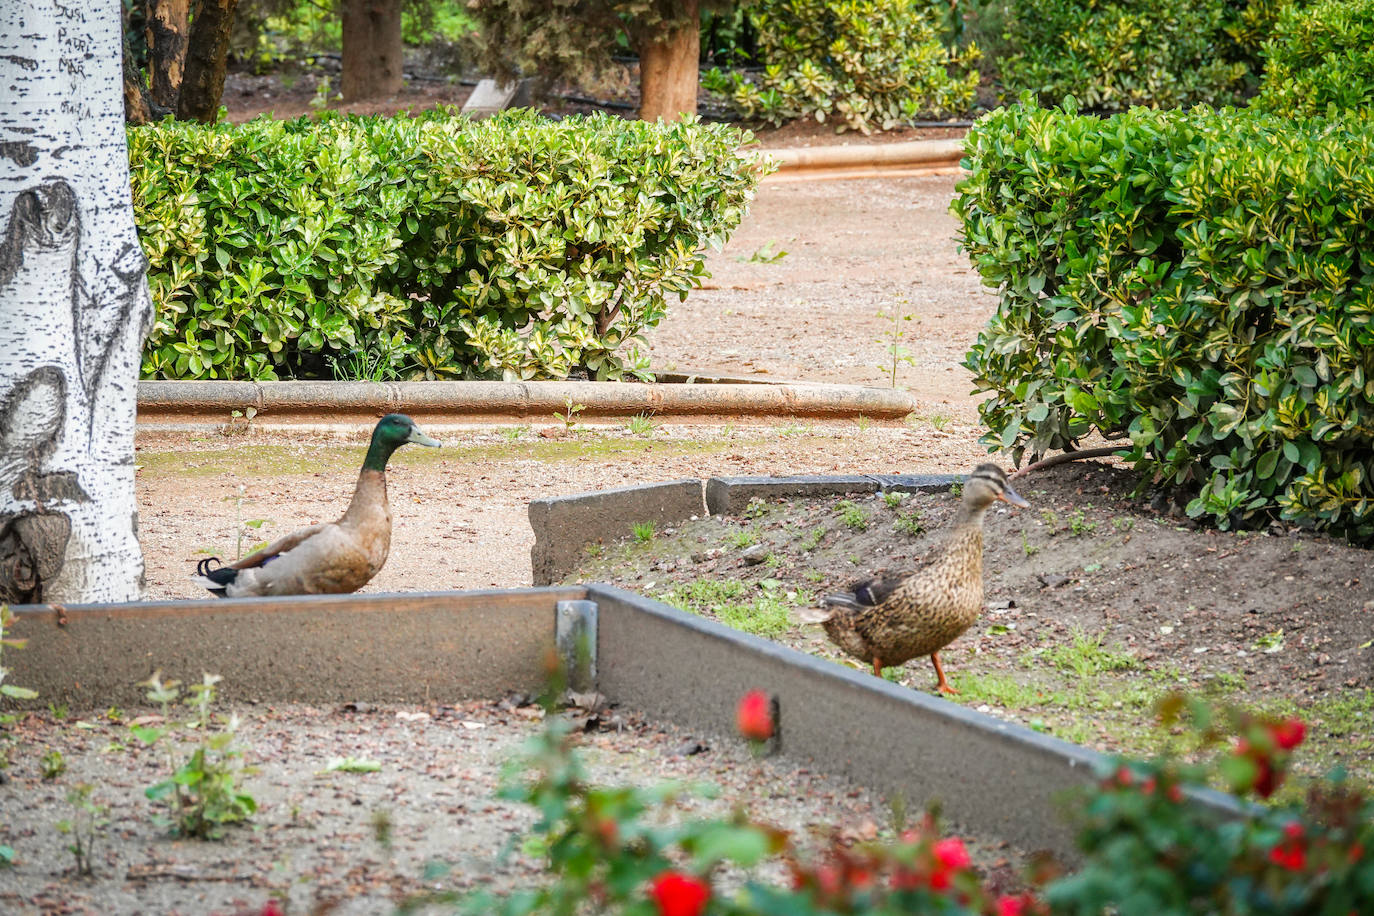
[
  {"xmin": 632, "ymin": 522, "xmax": 656, "ymax": 543},
  {"xmin": 949, "ymin": 672, "xmax": 1055, "ymax": 709},
  {"xmin": 1021, "ymin": 529, "xmax": 1039, "ymax": 557},
  {"xmin": 928, "ymin": 414, "xmax": 950, "ymax": 431},
  {"xmin": 802, "ymin": 569, "xmax": 825, "ymax": 583},
  {"xmin": 743, "ymin": 497, "xmax": 769, "ymax": 520},
  {"xmin": 725, "ymin": 528, "xmax": 758, "ymax": 549},
  {"xmin": 882, "ymin": 491, "xmax": 907, "ymax": 509},
  {"xmin": 500, "ymin": 426, "xmax": 528, "ymax": 442},
  {"xmin": 1068, "ymin": 510, "xmax": 1097, "ymax": 537},
  {"xmin": 1255, "ymin": 629, "xmax": 1285, "ymax": 653},
  {"xmin": 835, "ymin": 499, "xmax": 869, "ymax": 531},
  {"xmin": 779, "ymin": 424, "xmax": 812, "ymax": 437},
  {"xmin": 1111, "ymin": 516, "xmax": 1135, "ymax": 532},
  {"xmin": 798, "ymin": 526, "xmax": 826, "ymax": 551},
  {"xmin": 854, "ymin": 415, "xmax": 872, "ymax": 433},
  {"xmin": 662, "ymin": 579, "xmax": 806, "ymax": 638},
  {"xmin": 1041, "ymin": 630, "xmax": 1139, "ymax": 677},
  {"xmin": 893, "ymin": 511, "xmax": 923, "ymax": 537},
  {"xmin": 625, "ymin": 414, "xmax": 656, "ymax": 437}
]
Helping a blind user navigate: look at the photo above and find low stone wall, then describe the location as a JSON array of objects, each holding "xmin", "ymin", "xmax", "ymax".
[
  {"xmin": 530, "ymin": 472, "xmax": 960, "ymax": 585},
  {"xmin": 6, "ymin": 588, "xmax": 579, "ymax": 708}
]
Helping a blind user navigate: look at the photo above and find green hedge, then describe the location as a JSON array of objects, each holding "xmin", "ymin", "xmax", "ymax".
[
  {"xmin": 954, "ymin": 101, "xmax": 1374, "ymax": 537},
  {"xmin": 996, "ymin": 0, "xmax": 1262, "ymax": 111},
  {"xmin": 130, "ymin": 110, "xmax": 762, "ymax": 382},
  {"xmin": 1254, "ymin": 0, "xmax": 1374, "ymax": 117},
  {"xmin": 703, "ymin": 0, "xmax": 979, "ymax": 133}
]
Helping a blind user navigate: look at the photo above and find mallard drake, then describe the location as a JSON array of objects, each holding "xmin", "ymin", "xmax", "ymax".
[
  {"xmin": 817, "ymin": 464, "xmax": 1028, "ymax": 694},
  {"xmin": 192, "ymin": 414, "xmax": 441, "ymax": 598}
]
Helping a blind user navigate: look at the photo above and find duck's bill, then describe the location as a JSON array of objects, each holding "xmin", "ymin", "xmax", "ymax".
[
  {"xmin": 1000, "ymin": 485, "xmax": 1029, "ymax": 508},
  {"xmin": 408, "ymin": 428, "xmax": 442, "ymax": 447}
]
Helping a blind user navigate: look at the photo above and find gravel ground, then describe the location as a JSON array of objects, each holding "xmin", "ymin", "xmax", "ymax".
[{"xmin": 0, "ymin": 697, "xmax": 1024, "ymax": 915}]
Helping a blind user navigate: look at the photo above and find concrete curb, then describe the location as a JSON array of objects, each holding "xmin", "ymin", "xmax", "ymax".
[
  {"xmin": 6, "ymin": 583, "xmax": 1243, "ymax": 860},
  {"xmin": 530, "ymin": 472, "xmax": 959, "ymax": 586},
  {"xmin": 763, "ymin": 138, "xmax": 965, "ymax": 182},
  {"xmin": 136, "ymin": 379, "xmax": 916, "ymax": 431}
]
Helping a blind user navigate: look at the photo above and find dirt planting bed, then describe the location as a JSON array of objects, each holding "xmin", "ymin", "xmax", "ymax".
[
  {"xmin": 0, "ymin": 695, "xmax": 1026, "ymax": 915},
  {"xmin": 562, "ymin": 460, "xmax": 1374, "ymax": 793}
]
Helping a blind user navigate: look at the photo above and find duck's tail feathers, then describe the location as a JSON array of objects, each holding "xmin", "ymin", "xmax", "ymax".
[
  {"xmin": 820, "ymin": 592, "xmax": 864, "ymax": 612},
  {"xmin": 192, "ymin": 557, "xmax": 236, "ymax": 597}
]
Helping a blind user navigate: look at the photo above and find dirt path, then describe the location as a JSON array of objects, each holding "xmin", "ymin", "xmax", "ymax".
[{"xmin": 648, "ymin": 175, "xmax": 992, "ymax": 419}]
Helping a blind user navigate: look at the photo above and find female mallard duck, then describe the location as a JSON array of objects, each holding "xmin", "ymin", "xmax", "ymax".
[
  {"xmin": 817, "ymin": 463, "xmax": 1028, "ymax": 694},
  {"xmin": 192, "ymin": 414, "xmax": 441, "ymax": 598}
]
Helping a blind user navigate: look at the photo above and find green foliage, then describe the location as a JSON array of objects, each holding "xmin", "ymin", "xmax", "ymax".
[
  {"xmin": 465, "ymin": 0, "xmax": 733, "ymax": 93},
  {"xmin": 835, "ymin": 499, "xmax": 870, "ymax": 531},
  {"xmin": 955, "ymin": 101, "xmax": 1374, "ymax": 537},
  {"xmin": 1049, "ymin": 697, "xmax": 1374, "ymax": 914},
  {"xmin": 134, "ymin": 672, "xmax": 257, "ymax": 839},
  {"xmin": 1254, "ymin": 0, "xmax": 1374, "ymax": 117},
  {"xmin": 703, "ymin": 0, "xmax": 980, "ymax": 133},
  {"xmin": 997, "ymin": 0, "xmax": 1258, "ymax": 110},
  {"xmin": 55, "ymin": 783, "xmax": 108, "ymax": 878},
  {"xmin": 130, "ymin": 110, "xmax": 762, "ymax": 382}
]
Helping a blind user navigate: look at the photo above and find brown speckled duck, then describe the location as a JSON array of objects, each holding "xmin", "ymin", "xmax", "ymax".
[
  {"xmin": 192, "ymin": 414, "xmax": 441, "ymax": 598},
  {"xmin": 817, "ymin": 464, "xmax": 1028, "ymax": 693}
]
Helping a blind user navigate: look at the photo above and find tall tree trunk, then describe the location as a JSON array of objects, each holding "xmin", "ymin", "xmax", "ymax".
[
  {"xmin": 0, "ymin": 1, "xmax": 153, "ymax": 603},
  {"xmin": 341, "ymin": 0, "xmax": 404, "ymax": 102},
  {"xmin": 176, "ymin": 0, "xmax": 239, "ymax": 123},
  {"xmin": 123, "ymin": 24, "xmax": 154, "ymax": 125},
  {"xmin": 636, "ymin": 0, "xmax": 700, "ymax": 122},
  {"xmin": 147, "ymin": 0, "xmax": 191, "ymax": 110}
]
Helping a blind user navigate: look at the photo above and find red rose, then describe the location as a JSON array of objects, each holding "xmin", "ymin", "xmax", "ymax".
[
  {"xmin": 261, "ymin": 901, "xmax": 285, "ymax": 916},
  {"xmin": 997, "ymin": 894, "xmax": 1032, "ymax": 916},
  {"xmin": 650, "ymin": 871, "xmax": 711, "ymax": 916},
  {"xmin": 933, "ymin": 837, "xmax": 971, "ymax": 872},
  {"xmin": 1270, "ymin": 718, "xmax": 1306, "ymax": 751},
  {"xmin": 1269, "ymin": 843, "xmax": 1306, "ymax": 871},
  {"xmin": 735, "ymin": 689, "xmax": 774, "ymax": 741},
  {"xmin": 1115, "ymin": 765, "xmax": 1133, "ymax": 787}
]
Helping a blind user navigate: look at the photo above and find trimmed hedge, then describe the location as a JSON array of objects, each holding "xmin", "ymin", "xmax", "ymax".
[
  {"xmin": 130, "ymin": 110, "xmax": 763, "ymax": 382},
  {"xmin": 702, "ymin": 0, "xmax": 979, "ymax": 134},
  {"xmin": 1255, "ymin": 0, "xmax": 1374, "ymax": 117},
  {"xmin": 955, "ymin": 101, "xmax": 1374, "ymax": 537},
  {"xmin": 996, "ymin": 0, "xmax": 1258, "ymax": 111}
]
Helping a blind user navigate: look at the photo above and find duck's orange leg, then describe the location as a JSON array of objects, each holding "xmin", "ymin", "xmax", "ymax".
[
  {"xmin": 931, "ymin": 653, "xmax": 958, "ymax": 694},
  {"xmin": 872, "ymin": 657, "xmax": 884, "ymax": 678}
]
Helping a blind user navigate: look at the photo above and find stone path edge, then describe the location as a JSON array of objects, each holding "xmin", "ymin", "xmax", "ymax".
[
  {"xmin": 136, "ymin": 378, "xmax": 916, "ymax": 431},
  {"xmin": 530, "ymin": 472, "xmax": 960, "ymax": 586},
  {"xmin": 762, "ymin": 137, "xmax": 965, "ymax": 182}
]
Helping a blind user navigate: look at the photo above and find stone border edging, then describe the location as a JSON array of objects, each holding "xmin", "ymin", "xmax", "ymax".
[
  {"xmin": 530, "ymin": 472, "xmax": 959, "ymax": 585},
  {"xmin": 136, "ymin": 379, "xmax": 915, "ymax": 430}
]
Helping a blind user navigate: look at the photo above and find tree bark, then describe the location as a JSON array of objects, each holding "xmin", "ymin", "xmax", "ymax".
[
  {"xmin": 0, "ymin": 1, "xmax": 153, "ymax": 603},
  {"xmin": 636, "ymin": 0, "xmax": 701, "ymax": 122},
  {"xmin": 147, "ymin": 0, "xmax": 191, "ymax": 110},
  {"xmin": 176, "ymin": 0, "xmax": 239, "ymax": 123},
  {"xmin": 123, "ymin": 24, "xmax": 154, "ymax": 125},
  {"xmin": 341, "ymin": 0, "xmax": 404, "ymax": 102}
]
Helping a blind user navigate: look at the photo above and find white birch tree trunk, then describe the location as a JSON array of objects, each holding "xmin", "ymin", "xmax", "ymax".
[{"xmin": 0, "ymin": 0, "xmax": 152, "ymax": 603}]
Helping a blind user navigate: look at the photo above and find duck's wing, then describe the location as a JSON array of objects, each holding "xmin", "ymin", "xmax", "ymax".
[
  {"xmin": 224, "ymin": 525, "xmax": 373, "ymax": 596},
  {"xmin": 824, "ymin": 571, "xmax": 906, "ymax": 610},
  {"xmin": 229, "ymin": 522, "xmax": 331, "ymax": 570}
]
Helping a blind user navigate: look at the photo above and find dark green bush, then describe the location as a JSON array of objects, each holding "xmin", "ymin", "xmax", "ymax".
[
  {"xmin": 702, "ymin": 0, "xmax": 980, "ymax": 134},
  {"xmin": 1254, "ymin": 0, "xmax": 1374, "ymax": 117},
  {"xmin": 955, "ymin": 100, "xmax": 1374, "ymax": 537},
  {"xmin": 130, "ymin": 110, "xmax": 762, "ymax": 381},
  {"xmin": 997, "ymin": 0, "xmax": 1256, "ymax": 110}
]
